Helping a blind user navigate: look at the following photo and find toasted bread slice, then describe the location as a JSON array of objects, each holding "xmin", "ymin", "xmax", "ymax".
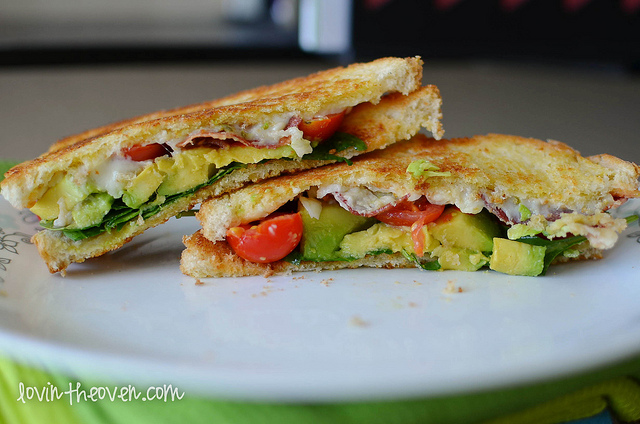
[
  {"xmin": 46, "ymin": 57, "xmax": 426, "ymax": 155},
  {"xmin": 2, "ymin": 56, "xmax": 434, "ymax": 208},
  {"xmin": 183, "ymin": 134, "xmax": 640, "ymax": 278},
  {"xmin": 27, "ymin": 86, "xmax": 442, "ymax": 273}
]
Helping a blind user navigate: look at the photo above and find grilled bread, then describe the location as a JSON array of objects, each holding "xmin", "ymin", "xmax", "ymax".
[
  {"xmin": 3, "ymin": 57, "xmax": 443, "ymax": 273},
  {"xmin": 183, "ymin": 134, "xmax": 640, "ymax": 278}
]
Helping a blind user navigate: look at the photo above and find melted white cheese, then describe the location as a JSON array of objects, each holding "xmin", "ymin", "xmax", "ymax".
[
  {"xmin": 316, "ymin": 184, "xmax": 402, "ymax": 216},
  {"xmin": 90, "ymin": 156, "xmax": 145, "ymax": 198},
  {"xmin": 163, "ymin": 113, "xmax": 312, "ymax": 157},
  {"xmin": 546, "ymin": 213, "xmax": 627, "ymax": 250}
]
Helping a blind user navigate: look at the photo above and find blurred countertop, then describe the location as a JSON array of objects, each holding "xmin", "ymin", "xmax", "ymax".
[{"xmin": 0, "ymin": 59, "xmax": 638, "ymax": 165}]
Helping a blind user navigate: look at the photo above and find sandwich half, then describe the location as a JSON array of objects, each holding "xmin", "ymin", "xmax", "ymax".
[
  {"xmin": 0, "ymin": 56, "xmax": 444, "ymax": 273},
  {"xmin": 182, "ymin": 134, "xmax": 640, "ymax": 278}
]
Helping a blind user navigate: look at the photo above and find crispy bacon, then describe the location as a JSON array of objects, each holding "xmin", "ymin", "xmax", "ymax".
[
  {"xmin": 176, "ymin": 129, "xmax": 289, "ymax": 150},
  {"xmin": 286, "ymin": 116, "xmax": 303, "ymax": 129},
  {"xmin": 176, "ymin": 130, "xmax": 250, "ymax": 149}
]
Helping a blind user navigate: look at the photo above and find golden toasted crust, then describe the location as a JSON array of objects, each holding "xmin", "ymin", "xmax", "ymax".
[
  {"xmin": 181, "ymin": 230, "xmax": 415, "ymax": 278},
  {"xmin": 2, "ymin": 57, "xmax": 426, "ymax": 208},
  {"xmin": 28, "ymin": 88, "xmax": 439, "ymax": 273},
  {"xmin": 198, "ymin": 133, "xmax": 640, "ymax": 243},
  {"xmin": 46, "ymin": 57, "xmax": 423, "ymax": 154}
]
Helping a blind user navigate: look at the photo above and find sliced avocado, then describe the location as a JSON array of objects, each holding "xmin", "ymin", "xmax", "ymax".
[
  {"xmin": 339, "ymin": 223, "xmax": 414, "ymax": 259},
  {"xmin": 122, "ymin": 164, "xmax": 165, "ymax": 208},
  {"xmin": 71, "ymin": 193, "xmax": 114, "ymax": 229},
  {"xmin": 429, "ymin": 207, "xmax": 502, "ymax": 252},
  {"xmin": 203, "ymin": 144, "xmax": 296, "ymax": 167},
  {"xmin": 299, "ymin": 200, "xmax": 375, "ymax": 261},
  {"xmin": 489, "ymin": 238, "xmax": 546, "ymax": 276},
  {"xmin": 156, "ymin": 149, "xmax": 211, "ymax": 196},
  {"xmin": 30, "ymin": 175, "xmax": 90, "ymax": 220},
  {"xmin": 432, "ymin": 246, "xmax": 488, "ymax": 272}
]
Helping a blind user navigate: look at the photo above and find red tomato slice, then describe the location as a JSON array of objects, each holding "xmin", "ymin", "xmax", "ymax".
[
  {"xmin": 226, "ymin": 213, "xmax": 303, "ymax": 263},
  {"xmin": 375, "ymin": 200, "xmax": 445, "ymax": 227},
  {"xmin": 411, "ymin": 214, "xmax": 432, "ymax": 257},
  {"xmin": 375, "ymin": 200, "xmax": 445, "ymax": 257},
  {"xmin": 122, "ymin": 143, "xmax": 172, "ymax": 161},
  {"xmin": 298, "ymin": 111, "xmax": 345, "ymax": 142}
]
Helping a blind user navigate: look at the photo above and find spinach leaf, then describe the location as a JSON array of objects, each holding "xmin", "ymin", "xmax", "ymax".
[
  {"xmin": 515, "ymin": 215, "xmax": 639, "ymax": 275},
  {"xmin": 401, "ymin": 249, "xmax": 441, "ymax": 271},
  {"xmin": 283, "ymin": 248, "xmax": 397, "ymax": 264},
  {"xmin": 283, "ymin": 250, "xmax": 303, "ymax": 265},
  {"xmin": 302, "ymin": 132, "xmax": 367, "ymax": 165},
  {"xmin": 516, "ymin": 234, "xmax": 587, "ymax": 275}
]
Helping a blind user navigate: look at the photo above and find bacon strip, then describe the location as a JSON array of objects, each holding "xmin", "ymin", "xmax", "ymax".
[
  {"xmin": 176, "ymin": 129, "xmax": 289, "ymax": 150},
  {"xmin": 285, "ymin": 116, "xmax": 303, "ymax": 129},
  {"xmin": 176, "ymin": 130, "xmax": 250, "ymax": 149}
]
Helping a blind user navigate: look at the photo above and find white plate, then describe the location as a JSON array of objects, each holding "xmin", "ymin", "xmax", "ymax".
[{"xmin": 0, "ymin": 198, "xmax": 639, "ymax": 402}]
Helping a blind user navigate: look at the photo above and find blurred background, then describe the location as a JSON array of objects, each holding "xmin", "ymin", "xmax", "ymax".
[
  {"xmin": 0, "ymin": 0, "xmax": 639, "ymax": 161},
  {"xmin": 1, "ymin": 0, "xmax": 638, "ymax": 67}
]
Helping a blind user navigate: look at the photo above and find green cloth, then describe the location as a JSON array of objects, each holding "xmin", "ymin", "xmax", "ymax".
[{"xmin": 2, "ymin": 354, "xmax": 640, "ymax": 424}]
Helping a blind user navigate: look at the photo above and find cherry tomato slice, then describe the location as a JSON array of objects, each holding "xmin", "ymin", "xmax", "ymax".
[
  {"xmin": 411, "ymin": 214, "xmax": 432, "ymax": 257},
  {"xmin": 375, "ymin": 200, "xmax": 445, "ymax": 257},
  {"xmin": 298, "ymin": 111, "xmax": 346, "ymax": 142},
  {"xmin": 375, "ymin": 200, "xmax": 445, "ymax": 227},
  {"xmin": 122, "ymin": 143, "xmax": 172, "ymax": 161},
  {"xmin": 226, "ymin": 213, "xmax": 303, "ymax": 263}
]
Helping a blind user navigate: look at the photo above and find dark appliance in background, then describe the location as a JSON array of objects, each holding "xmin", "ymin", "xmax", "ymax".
[
  {"xmin": 352, "ymin": 0, "xmax": 640, "ymax": 70},
  {"xmin": 1, "ymin": 0, "xmax": 638, "ymax": 70}
]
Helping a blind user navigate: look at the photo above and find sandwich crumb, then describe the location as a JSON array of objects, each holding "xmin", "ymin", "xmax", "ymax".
[
  {"xmin": 443, "ymin": 280, "xmax": 463, "ymax": 294},
  {"xmin": 349, "ymin": 315, "xmax": 370, "ymax": 327},
  {"xmin": 321, "ymin": 278, "xmax": 334, "ymax": 287},
  {"xmin": 195, "ymin": 279, "xmax": 205, "ymax": 286}
]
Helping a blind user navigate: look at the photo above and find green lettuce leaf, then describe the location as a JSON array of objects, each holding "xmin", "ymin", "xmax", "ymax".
[{"xmin": 406, "ymin": 159, "xmax": 451, "ymax": 179}]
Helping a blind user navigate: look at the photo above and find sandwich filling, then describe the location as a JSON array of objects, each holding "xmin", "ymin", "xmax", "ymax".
[
  {"xmin": 31, "ymin": 110, "xmax": 364, "ymax": 241},
  {"xmin": 220, "ymin": 162, "xmax": 636, "ymax": 277}
]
